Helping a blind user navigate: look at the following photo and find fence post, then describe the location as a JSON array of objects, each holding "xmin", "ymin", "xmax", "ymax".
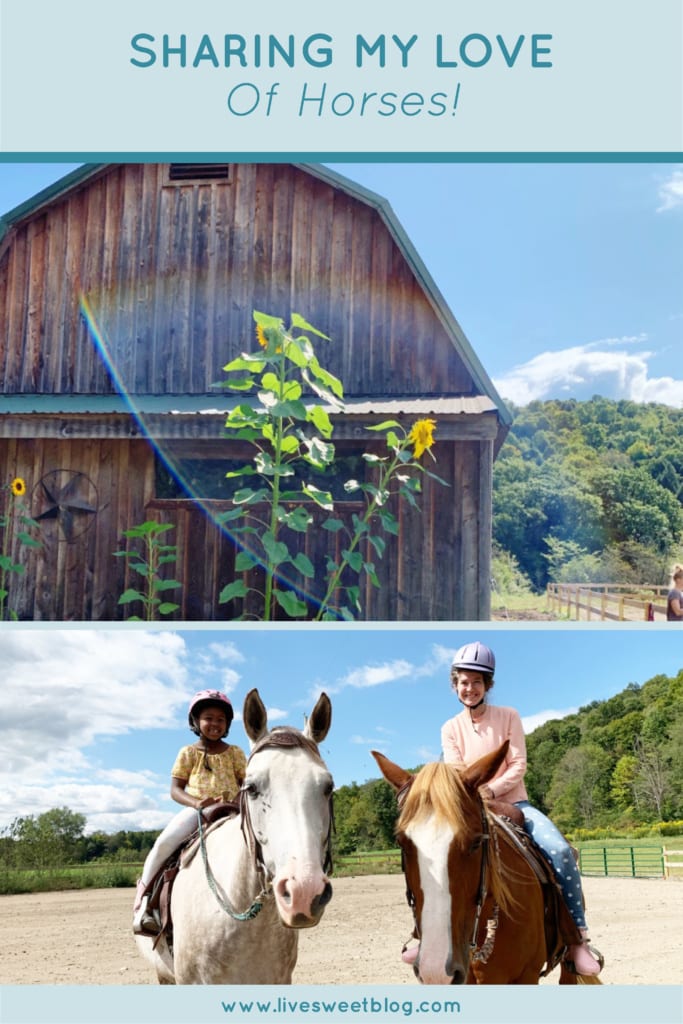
[{"xmin": 603, "ymin": 847, "xmax": 608, "ymax": 876}]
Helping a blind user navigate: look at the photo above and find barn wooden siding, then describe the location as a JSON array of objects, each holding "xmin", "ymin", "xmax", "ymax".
[
  {"xmin": 0, "ymin": 433, "xmax": 152, "ymax": 620},
  {"xmin": 0, "ymin": 163, "xmax": 474, "ymax": 399},
  {"xmin": 0, "ymin": 162, "xmax": 506, "ymax": 621},
  {"xmin": 0, "ymin": 416, "xmax": 494, "ymax": 621}
]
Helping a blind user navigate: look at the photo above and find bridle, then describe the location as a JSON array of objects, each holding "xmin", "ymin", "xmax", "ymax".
[
  {"xmin": 396, "ymin": 779, "xmax": 499, "ymax": 967},
  {"xmin": 469, "ymin": 798, "xmax": 499, "ymax": 964},
  {"xmin": 198, "ymin": 727, "xmax": 334, "ymax": 922}
]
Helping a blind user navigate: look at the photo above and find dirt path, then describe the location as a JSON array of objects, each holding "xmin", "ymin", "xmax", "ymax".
[{"xmin": 0, "ymin": 875, "xmax": 681, "ymax": 986}]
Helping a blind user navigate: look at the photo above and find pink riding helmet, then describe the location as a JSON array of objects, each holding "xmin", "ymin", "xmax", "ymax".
[{"xmin": 188, "ymin": 689, "xmax": 234, "ymax": 736}]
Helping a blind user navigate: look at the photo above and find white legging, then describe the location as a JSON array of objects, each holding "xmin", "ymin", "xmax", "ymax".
[{"xmin": 140, "ymin": 806, "xmax": 200, "ymax": 885}]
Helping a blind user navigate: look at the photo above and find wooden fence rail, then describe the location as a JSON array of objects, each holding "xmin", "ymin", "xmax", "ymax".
[
  {"xmin": 663, "ymin": 848, "xmax": 683, "ymax": 878},
  {"xmin": 547, "ymin": 583, "xmax": 669, "ymax": 622}
]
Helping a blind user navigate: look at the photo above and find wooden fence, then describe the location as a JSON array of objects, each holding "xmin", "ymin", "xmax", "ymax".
[
  {"xmin": 663, "ymin": 848, "xmax": 683, "ymax": 878},
  {"xmin": 546, "ymin": 583, "xmax": 669, "ymax": 622}
]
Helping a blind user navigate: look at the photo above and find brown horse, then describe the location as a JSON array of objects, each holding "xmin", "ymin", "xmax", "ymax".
[{"xmin": 373, "ymin": 742, "xmax": 600, "ymax": 986}]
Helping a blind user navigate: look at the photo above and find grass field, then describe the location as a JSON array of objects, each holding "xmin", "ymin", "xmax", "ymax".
[{"xmin": 1, "ymin": 834, "xmax": 681, "ymax": 895}]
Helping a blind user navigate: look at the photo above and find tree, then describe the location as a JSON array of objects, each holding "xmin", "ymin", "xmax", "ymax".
[
  {"xmin": 7, "ymin": 807, "xmax": 86, "ymax": 869},
  {"xmin": 632, "ymin": 737, "xmax": 670, "ymax": 821},
  {"xmin": 547, "ymin": 744, "xmax": 613, "ymax": 830}
]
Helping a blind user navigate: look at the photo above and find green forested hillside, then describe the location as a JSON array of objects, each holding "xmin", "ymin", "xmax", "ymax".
[{"xmin": 492, "ymin": 398, "xmax": 683, "ymax": 591}]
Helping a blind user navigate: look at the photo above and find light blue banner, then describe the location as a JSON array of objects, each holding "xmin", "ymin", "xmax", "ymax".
[
  {"xmin": 0, "ymin": 0, "xmax": 681, "ymax": 154},
  {"xmin": 1, "ymin": 985, "xmax": 682, "ymax": 1024}
]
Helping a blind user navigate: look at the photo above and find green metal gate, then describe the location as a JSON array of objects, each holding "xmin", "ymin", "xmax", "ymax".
[{"xmin": 578, "ymin": 845, "xmax": 664, "ymax": 878}]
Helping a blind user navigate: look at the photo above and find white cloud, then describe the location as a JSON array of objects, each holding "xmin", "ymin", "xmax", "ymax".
[
  {"xmin": 0, "ymin": 630, "xmax": 195, "ymax": 829},
  {"xmin": 494, "ymin": 339, "xmax": 683, "ymax": 407},
  {"xmin": 340, "ymin": 659, "xmax": 415, "ymax": 689},
  {"xmin": 656, "ymin": 169, "xmax": 683, "ymax": 212},
  {"xmin": 521, "ymin": 708, "xmax": 578, "ymax": 734},
  {"xmin": 322, "ymin": 644, "xmax": 454, "ymax": 698}
]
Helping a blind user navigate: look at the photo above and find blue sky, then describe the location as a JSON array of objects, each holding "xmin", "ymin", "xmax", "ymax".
[
  {"xmin": 0, "ymin": 160, "xmax": 682, "ymax": 407},
  {"xmin": 1, "ymin": 625, "xmax": 680, "ymax": 835}
]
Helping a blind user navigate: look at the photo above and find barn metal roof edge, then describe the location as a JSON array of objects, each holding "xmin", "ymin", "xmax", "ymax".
[
  {"xmin": 0, "ymin": 161, "xmax": 511, "ymax": 433},
  {"xmin": 0, "ymin": 393, "xmax": 498, "ymax": 416}
]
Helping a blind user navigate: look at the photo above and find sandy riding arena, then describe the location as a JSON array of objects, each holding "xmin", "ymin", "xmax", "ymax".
[{"xmin": 0, "ymin": 875, "xmax": 680, "ymax": 986}]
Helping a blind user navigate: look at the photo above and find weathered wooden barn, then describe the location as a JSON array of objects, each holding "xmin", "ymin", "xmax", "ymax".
[{"xmin": 0, "ymin": 163, "xmax": 510, "ymax": 621}]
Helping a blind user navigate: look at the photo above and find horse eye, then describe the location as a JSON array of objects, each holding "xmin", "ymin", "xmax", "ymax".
[
  {"xmin": 243, "ymin": 781, "xmax": 259, "ymax": 798},
  {"xmin": 470, "ymin": 836, "xmax": 484, "ymax": 853},
  {"xmin": 322, "ymin": 778, "xmax": 334, "ymax": 798}
]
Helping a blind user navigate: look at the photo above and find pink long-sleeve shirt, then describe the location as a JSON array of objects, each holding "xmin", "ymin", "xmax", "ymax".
[{"xmin": 441, "ymin": 704, "xmax": 528, "ymax": 803}]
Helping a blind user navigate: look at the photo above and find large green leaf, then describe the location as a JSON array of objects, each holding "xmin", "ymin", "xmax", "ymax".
[
  {"xmin": 307, "ymin": 404, "xmax": 334, "ymax": 439},
  {"xmin": 292, "ymin": 552, "xmax": 315, "ymax": 578},
  {"xmin": 235, "ymin": 551, "xmax": 258, "ymax": 572},
  {"xmin": 274, "ymin": 589, "xmax": 309, "ymax": 617},
  {"xmin": 219, "ymin": 579, "xmax": 249, "ymax": 603},
  {"xmin": 302, "ymin": 484, "xmax": 334, "ymax": 510},
  {"xmin": 291, "ymin": 313, "xmax": 330, "ymax": 340},
  {"xmin": 262, "ymin": 531, "xmax": 290, "ymax": 566},
  {"xmin": 279, "ymin": 507, "xmax": 313, "ymax": 532}
]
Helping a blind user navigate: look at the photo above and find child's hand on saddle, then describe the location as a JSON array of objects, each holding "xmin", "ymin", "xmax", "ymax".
[{"xmin": 196, "ymin": 796, "xmax": 221, "ymax": 809}]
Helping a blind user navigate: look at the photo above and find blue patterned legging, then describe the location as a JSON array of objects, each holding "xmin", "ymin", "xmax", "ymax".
[{"xmin": 514, "ymin": 801, "xmax": 587, "ymax": 930}]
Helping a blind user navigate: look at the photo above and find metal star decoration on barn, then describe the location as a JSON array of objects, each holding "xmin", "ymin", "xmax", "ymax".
[{"xmin": 33, "ymin": 470, "xmax": 98, "ymax": 542}]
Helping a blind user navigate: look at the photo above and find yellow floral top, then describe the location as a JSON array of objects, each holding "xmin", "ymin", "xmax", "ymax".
[{"xmin": 171, "ymin": 744, "xmax": 247, "ymax": 802}]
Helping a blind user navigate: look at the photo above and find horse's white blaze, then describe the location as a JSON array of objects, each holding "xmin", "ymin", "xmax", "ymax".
[{"xmin": 407, "ymin": 816, "xmax": 455, "ymax": 985}]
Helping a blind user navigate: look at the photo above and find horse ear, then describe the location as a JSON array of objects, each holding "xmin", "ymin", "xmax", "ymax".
[
  {"xmin": 243, "ymin": 688, "xmax": 269, "ymax": 745},
  {"xmin": 371, "ymin": 750, "xmax": 413, "ymax": 792},
  {"xmin": 304, "ymin": 692, "xmax": 332, "ymax": 744},
  {"xmin": 460, "ymin": 740, "xmax": 510, "ymax": 791}
]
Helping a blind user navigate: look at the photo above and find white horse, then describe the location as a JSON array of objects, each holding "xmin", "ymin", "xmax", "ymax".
[{"xmin": 135, "ymin": 687, "xmax": 334, "ymax": 984}]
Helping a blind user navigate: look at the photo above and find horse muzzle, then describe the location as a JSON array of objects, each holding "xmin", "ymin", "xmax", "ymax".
[
  {"xmin": 414, "ymin": 945, "xmax": 469, "ymax": 985},
  {"xmin": 273, "ymin": 869, "xmax": 333, "ymax": 928}
]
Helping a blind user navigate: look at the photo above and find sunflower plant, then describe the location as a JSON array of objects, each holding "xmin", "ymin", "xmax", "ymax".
[
  {"xmin": 216, "ymin": 311, "xmax": 447, "ymax": 621},
  {"xmin": 0, "ymin": 477, "xmax": 42, "ymax": 620},
  {"xmin": 114, "ymin": 520, "xmax": 182, "ymax": 621},
  {"xmin": 217, "ymin": 311, "xmax": 341, "ymax": 620},
  {"xmin": 313, "ymin": 418, "xmax": 446, "ymax": 621}
]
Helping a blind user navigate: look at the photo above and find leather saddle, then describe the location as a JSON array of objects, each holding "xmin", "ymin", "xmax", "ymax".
[{"xmin": 140, "ymin": 801, "xmax": 239, "ymax": 949}]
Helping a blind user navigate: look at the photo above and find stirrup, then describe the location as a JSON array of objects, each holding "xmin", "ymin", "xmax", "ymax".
[
  {"xmin": 133, "ymin": 908, "xmax": 161, "ymax": 936},
  {"xmin": 563, "ymin": 942, "xmax": 604, "ymax": 975}
]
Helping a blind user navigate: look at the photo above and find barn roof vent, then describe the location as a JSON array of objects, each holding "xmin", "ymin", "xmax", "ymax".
[{"xmin": 168, "ymin": 164, "xmax": 231, "ymax": 182}]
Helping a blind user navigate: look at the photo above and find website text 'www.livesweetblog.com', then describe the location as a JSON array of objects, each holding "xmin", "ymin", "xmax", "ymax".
[{"xmin": 220, "ymin": 996, "xmax": 461, "ymax": 1019}]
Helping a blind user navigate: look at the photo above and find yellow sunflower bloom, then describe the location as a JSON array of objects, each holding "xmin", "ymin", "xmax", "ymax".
[
  {"xmin": 408, "ymin": 419, "xmax": 436, "ymax": 459},
  {"xmin": 10, "ymin": 477, "xmax": 26, "ymax": 497},
  {"xmin": 256, "ymin": 324, "xmax": 268, "ymax": 349}
]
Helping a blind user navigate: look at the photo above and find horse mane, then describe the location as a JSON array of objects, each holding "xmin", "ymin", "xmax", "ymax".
[
  {"xmin": 248, "ymin": 727, "xmax": 325, "ymax": 767},
  {"xmin": 398, "ymin": 762, "xmax": 517, "ymax": 915},
  {"xmin": 398, "ymin": 762, "xmax": 470, "ymax": 837}
]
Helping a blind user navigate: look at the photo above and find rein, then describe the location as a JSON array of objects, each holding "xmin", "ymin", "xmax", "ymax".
[
  {"xmin": 469, "ymin": 799, "xmax": 499, "ymax": 964},
  {"xmin": 197, "ymin": 727, "xmax": 334, "ymax": 923},
  {"xmin": 196, "ymin": 809, "xmax": 270, "ymax": 921}
]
